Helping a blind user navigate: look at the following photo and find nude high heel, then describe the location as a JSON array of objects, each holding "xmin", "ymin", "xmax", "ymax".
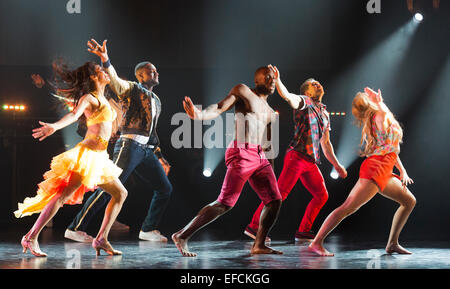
[
  {"xmin": 21, "ymin": 236, "xmax": 47, "ymax": 257},
  {"xmin": 92, "ymin": 238, "xmax": 122, "ymax": 256}
]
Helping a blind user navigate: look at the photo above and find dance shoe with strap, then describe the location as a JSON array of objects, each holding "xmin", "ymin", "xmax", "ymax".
[
  {"xmin": 92, "ymin": 238, "xmax": 122, "ymax": 256},
  {"xmin": 21, "ymin": 236, "xmax": 47, "ymax": 257}
]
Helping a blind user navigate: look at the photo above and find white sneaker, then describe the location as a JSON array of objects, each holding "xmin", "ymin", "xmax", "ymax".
[
  {"xmin": 111, "ymin": 220, "xmax": 130, "ymax": 232},
  {"xmin": 139, "ymin": 230, "xmax": 168, "ymax": 242},
  {"xmin": 64, "ymin": 229, "xmax": 94, "ymax": 243}
]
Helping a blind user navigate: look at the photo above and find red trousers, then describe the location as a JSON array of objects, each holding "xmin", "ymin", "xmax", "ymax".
[
  {"xmin": 248, "ymin": 148, "xmax": 328, "ymax": 233},
  {"xmin": 218, "ymin": 142, "xmax": 281, "ymax": 207}
]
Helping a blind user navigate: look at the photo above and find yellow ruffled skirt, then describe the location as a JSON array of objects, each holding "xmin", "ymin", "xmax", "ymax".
[{"xmin": 14, "ymin": 140, "xmax": 122, "ymax": 218}]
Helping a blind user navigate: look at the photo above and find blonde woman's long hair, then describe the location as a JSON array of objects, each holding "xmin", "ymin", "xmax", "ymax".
[{"xmin": 351, "ymin": 92, "xmax": 403, "ymax": 156}]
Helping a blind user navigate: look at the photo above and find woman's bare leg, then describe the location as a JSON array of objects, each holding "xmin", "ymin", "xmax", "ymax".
[
  {"xmin": 379, "ymin": 177, "xmax": 416, "ymax": 254},
  {"xmin": 309, "ymin": 178, "xmax": 379, "ymax": 256},
  {"xmin": 95, "ymin": 178, "xmax": 128, "ymax": 244},
  {"xmin": 24, "ymin": 173, "xmax": 83, "ymax": 255}
]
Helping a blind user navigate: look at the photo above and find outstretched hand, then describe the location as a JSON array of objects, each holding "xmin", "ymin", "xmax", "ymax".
[
  {"xmin": 268, "ymin": 64, "xmax": 280, "ymax": 82},
  {"xmin": 364, "ymin": 87, "xmax": 383, "ymax": 103},
  {"xmin": 31, "ymin": 74, "xmax": 45, "ymax": 88},
  {"xmin": 32, "ymin": 121, "xmax": 56, "ymax": 141},
  {"xmin": 183, "ymin": 96, "xmax": 201, "ymax": 120},
  {"xmin": 87, "ymin": 39, "xmax": 109, "ymax": 63}
]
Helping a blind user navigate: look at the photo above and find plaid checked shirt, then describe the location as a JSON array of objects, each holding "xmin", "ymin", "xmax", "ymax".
[{"xmin": 288, "ymin": 96, "xmax": 330, "ymax": 164}]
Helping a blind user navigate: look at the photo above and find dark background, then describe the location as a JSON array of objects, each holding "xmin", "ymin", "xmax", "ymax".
[{"xmin": 0, "ymin": 0, "xmax": 449, "ymax": 243}]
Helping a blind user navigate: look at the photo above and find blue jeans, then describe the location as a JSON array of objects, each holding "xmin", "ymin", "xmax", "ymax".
[{"xmin": 67, "ymin": 137, "xmax": 172, "ymax": 232}]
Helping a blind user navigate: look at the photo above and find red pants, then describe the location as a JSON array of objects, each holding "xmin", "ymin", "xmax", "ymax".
[
  {"xmin": 248, "ymin": 148, "xmax": 328, "ymax": 233},
  {"xmin": 217, "ymin": 142, "xmax": 281, "ymax": 207}
]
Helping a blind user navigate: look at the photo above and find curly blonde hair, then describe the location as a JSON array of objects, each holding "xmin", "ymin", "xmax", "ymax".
[{"xmin": 351, "ymin": 92, "xmax": 403, "ymax": 156}]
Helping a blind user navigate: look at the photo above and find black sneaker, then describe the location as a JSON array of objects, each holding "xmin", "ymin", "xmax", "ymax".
[{"xmin": 295, "ymin": 231, "xmax": 315, "ymax": 242}]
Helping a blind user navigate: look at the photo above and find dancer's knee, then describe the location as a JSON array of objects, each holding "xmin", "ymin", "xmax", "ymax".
[
  {"xmin": 315, "ymin": 190, "xmax": 329, "ymax": 206},
  {"xmin": 280, "ymin": 190, "xmax": 290, "ymax": 201},
  {"xmin": 117, "ymin": 188, "xmax": 128, "ymax": 203},
  {"xmin": 267, "ymin": 199, "xmax": 282, "ymax": 211},
  {"xmin": 55, "ymin": 194, "xmax": 69, "ymax": 207},
  {"xmin": 210, "ymin": 201, "xmax": 232, "ymax": 214},
  {"xmin": 344, "ymin": 206, "xmax": 359, "ymax": 217},
  {"xmin": 56, "ymin": 190, "xmax": 75, "ymax": 207},
  {"xmin": 404, "ymin": 194, "xmax": 416, "ymax": 210},
  {"xmin": 337, "ymin": 202, "xmax": 359, "ymax": 217}
]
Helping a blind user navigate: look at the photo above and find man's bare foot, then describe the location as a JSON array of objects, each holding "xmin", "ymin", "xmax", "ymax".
[
  {"xmin": 250, "ymin": 244, "xmax": 283, "ymax": 255},
  {"xmin": 308, "ymin": 242, "xmax": 334, "ymax": 256},
  {"xmin": 171, "ymin": 233, "xmax": 197, "ymax": 257},
  {"xmin": 386, "ymin": 243, "xmax": 412, "ymax": 255}
]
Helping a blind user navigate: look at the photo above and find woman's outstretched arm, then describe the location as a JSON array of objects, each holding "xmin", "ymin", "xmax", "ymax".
[{"xmin": 32, "ymin": 94, "xmax": 93, "ymax": 141}]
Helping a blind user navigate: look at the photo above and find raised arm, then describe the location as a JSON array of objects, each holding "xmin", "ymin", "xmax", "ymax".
[
  {"xmin": 32, "ymin": 94, "xmax": 92, "ymax": 141},
  {"xmin": 364, "ymin": 87, "xmax": 390, "ymax": 114},
  {"xmin": 268, "ymin": 65, "xmax": 305, "ymax": 110},
  {"xmin": 183, "ymin": 84, "xmax": 242, "ymax": 121},
  {"xmin": 320, "ymin": 129, "xmax": 347, "ymax": 178},
  {"xmin": 87, "ymin": 39, "xmax": 132, "ymax": 98}
]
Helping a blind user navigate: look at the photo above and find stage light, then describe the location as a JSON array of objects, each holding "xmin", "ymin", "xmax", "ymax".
[
  {"xmin": 3, "ymin": 104, "xmax": 26, "ymax": 111},
  {"xmin": 414, "ymin": 13, "xmax": 423, "ymax": 23},
  {"xmin": 330, "ymin": 111, "xmax": 346, "ymax": 117},
  {"xmin": 203, "ymin": 168, "xmax": 212, "ymax": 177},
  {"xmin": 330, "ymin": 170, "xmax": 339, "ymax": 180}
]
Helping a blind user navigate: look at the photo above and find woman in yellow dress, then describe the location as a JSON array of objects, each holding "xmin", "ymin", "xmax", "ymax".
[{"xmin": 15, "ymin": 61, "xmax": 127, "ymax": 257}]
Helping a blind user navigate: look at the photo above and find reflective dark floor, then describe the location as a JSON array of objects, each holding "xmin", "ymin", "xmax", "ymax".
[{"xmin": 1, "ymin": 228, "xmax": 449, "ymax": 269}]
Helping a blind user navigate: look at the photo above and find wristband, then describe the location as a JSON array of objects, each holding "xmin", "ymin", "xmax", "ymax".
[{"xmin": 102, "ymin": 59, "xmax": 111, "ymax": 68}]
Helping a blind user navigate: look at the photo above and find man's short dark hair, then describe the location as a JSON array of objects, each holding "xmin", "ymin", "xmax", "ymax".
[
  {"xmin": 254, "ymin": 66, "xmax": 270, "ymax": 78},
  {"xmin": 300, "ymin": 78, "xmax": 315, "ymax": 95},
  {"xmin": 134, "ymin": 61, "xmax": 152, "ymax": 76}
]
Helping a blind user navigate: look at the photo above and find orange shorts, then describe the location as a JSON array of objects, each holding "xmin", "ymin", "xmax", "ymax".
[{"xmin": 360, "ymin": 152, "xmax": 401, "ymax": 192}]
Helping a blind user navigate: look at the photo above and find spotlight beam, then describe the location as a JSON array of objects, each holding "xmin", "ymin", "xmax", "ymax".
[{"xmin": 329, "ymin": 19, "xmax": 420, "ymax": 171}]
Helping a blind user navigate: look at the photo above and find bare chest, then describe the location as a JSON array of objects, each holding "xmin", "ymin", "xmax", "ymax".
[{"xmin": 237, "ymin": 96, "xmax": 275, "ymax": 124}]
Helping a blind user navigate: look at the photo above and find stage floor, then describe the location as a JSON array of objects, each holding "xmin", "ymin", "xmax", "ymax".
[{"xmin": 0, "ymin": 228, "xmax": 449, "ymax": 269}]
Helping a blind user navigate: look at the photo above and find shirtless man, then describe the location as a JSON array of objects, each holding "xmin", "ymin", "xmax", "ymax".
[
  {"xmin": 244, "ymin": 65, "xmax": 347, "ymax": 242},
  {"xmin": 171, "ymin": 66, "xmax": 283, "ymax": 257}
]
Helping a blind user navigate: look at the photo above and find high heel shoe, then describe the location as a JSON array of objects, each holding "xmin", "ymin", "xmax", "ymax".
[
  {"xmin": 92, "ymin": 238, "xmax": 122, "ymax": 256},
  {"xmin": 21, "ymin": 236, "xmax": 47, "ymax": 257}
]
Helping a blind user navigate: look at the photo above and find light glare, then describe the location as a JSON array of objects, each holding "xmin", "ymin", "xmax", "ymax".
[
  {"xmin": 330, "ymin": 171, "xmax": 339, "ymax": 179},
  {"xmin": 203, "ymin": 168, "xmax": 212, "ymax": 177},
  {"xmin": 414, "ymin": 13, "xmax": 423, "ymax": 23}
]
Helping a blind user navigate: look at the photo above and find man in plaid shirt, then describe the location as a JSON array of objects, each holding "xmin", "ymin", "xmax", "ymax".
[{"xmin": 244, "ymin": 65, "xmax": 347, "ymax": 242}]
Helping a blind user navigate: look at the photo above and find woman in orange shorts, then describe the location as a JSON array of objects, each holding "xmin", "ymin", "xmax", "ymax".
[
  {"xmin": 309, "ymin": 87, "xmax": 416, "ymax": 256},
  {"xmin": 15, "ymin": 61, "xmax": 127, "ymax": 257}
]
